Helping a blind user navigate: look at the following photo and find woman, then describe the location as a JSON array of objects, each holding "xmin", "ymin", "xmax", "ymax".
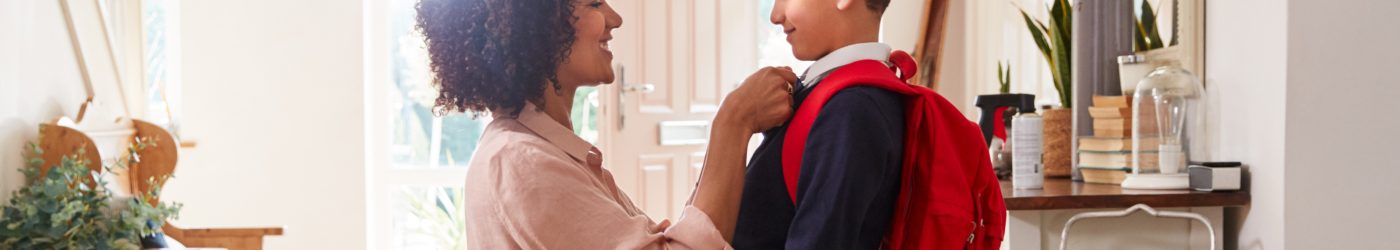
[{"xmin": 415, "ymin": 0, "xmax": 796, "ymax": 248}]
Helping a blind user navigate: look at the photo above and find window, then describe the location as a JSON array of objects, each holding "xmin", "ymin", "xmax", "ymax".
[
  {"xmin": 378, "ymin": 1, "xmax": 476, "ymax": 248},
  {"xmin": 385, "ymin": 0, "xmax": 485, "ymax": 170},
  {"xmin": 369, "ymin": 1, "xmax": 602, "ymax": 249},
  {"xmin": 756, "ymin": 0, "xmax": 812, "ymax": 75},
  {"xmin": 142, "ymin": 0, "xmax": 180, "ymax": 130}
]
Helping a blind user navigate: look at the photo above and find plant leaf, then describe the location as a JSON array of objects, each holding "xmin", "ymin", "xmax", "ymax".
[
  {"xmin": 1002, "ymin": 63, "xmax": 1012, "ymax": 94},
  {"xmin": 1141, "ymin": 0, "xmax": 1163, "ymax": 50},
  {"xmin": 1052, "ymin": 0, "xmax": 1072, "ymax": 47},
  {"xmin": 1045, "ymin": 7, "xmax": 1072, "ymax": 107},
  {"xmin": 1018, "ymin": 9, "xmax": 1053, "ymax": 62},
  {"xmin": 1134, "ymin": 18, "xmax": 1149, "ymax": 51},
  {"xmin": 1019, "ymin": 1, "xmax": 1073, "ymax": 107}
]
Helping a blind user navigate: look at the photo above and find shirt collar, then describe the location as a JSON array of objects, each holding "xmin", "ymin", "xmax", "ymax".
[
  {"xmin": 503, "ymin": 102, "xmax": 595, "ymax": 164},
  {"xmin": 801, "ymin": 42, "xmax": 892, "ymax": 86}
]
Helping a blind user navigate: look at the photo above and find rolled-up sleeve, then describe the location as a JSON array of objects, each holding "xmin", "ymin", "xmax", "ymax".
[{"xmin": 481, "ymin": 144, "xmax": 730, "ymax": 250}]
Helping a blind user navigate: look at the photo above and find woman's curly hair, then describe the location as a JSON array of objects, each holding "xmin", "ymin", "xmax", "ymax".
[{"xmin": 416, "ymin": 0, "xmax": 578, "ymax": 117}]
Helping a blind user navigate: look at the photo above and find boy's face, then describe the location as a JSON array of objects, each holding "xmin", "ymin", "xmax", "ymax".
[{"xmin": 771, "ymin": 0, "xmax": 847, "ymax": 61}]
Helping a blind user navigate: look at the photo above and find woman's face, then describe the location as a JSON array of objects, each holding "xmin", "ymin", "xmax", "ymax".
[{"xmin": 557, "ymin": 0, "xmax": 623, "ymax": 87}]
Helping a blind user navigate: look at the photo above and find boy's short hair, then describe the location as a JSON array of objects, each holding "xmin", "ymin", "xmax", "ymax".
[{"xmin": 867, "ymin": 0, "xmax": 890, "ymax": 13}]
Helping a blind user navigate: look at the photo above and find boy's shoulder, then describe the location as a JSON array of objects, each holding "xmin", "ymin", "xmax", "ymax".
[{"xmin": 814, "ymin": 86, "xmax": 905, "ymax": 125}]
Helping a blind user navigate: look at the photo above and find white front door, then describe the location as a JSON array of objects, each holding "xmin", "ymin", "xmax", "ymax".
[{"xmin": 600, "ymin": 0, "xmax": 761, "ymax": 219}]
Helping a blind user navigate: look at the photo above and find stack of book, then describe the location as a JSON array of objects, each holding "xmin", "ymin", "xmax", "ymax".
[{"xmin": 1078, "ymin": 96, "xmax": 1156, "ymax": 184}]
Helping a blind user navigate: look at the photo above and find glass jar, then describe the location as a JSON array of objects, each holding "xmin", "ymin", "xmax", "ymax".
[{"xmin": 1126, "ymin": 64, "xmax": 1205, "ymax": 189}]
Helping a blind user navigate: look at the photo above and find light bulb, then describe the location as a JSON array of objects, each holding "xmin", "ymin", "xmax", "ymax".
[{"xmin": 1151, "ymin": 81, "xmax": 1189, "ymax": 174}]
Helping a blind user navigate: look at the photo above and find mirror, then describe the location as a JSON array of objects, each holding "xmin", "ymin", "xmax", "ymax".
[{"xmin": 1134, "ymin": 0, "xmax": 1206, "ymax": 81}]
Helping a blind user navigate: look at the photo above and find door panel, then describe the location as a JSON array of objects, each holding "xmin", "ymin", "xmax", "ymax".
[
  {"xmin": 603, "ymin": 0, "xmax": 758, "ymax": 220},
  {"xmin": 638, "ymin": 155, "xmax": 674, "ymax": 218},
  {"xmin": 691, "ymin": 0, "xmax": 721, "ymax": 112},
  {"xmin": 641, "ymin": 0, "xmax": 672, "ymax": 111}
]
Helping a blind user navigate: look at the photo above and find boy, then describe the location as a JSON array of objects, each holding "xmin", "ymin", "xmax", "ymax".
[{"xmin": 731, "ymin": 0, "xmax": 906, "ymax": 248}]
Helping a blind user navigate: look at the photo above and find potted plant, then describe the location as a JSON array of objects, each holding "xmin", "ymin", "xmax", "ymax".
[
  {"xmin": 0, "ymin": 135, "xmax": 181, "ymax": 249},
  {"xmin": 1018, "ymin": 0, "xmax": 1074, "ymax": 177}
]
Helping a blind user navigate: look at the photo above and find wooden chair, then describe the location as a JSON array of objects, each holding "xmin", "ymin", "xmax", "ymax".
[
  {"xmin": 39, "ymin": 121, "xmax": 283, "ymax": 250},
  {"xmin": 50, "ymin": 0, "xmax": 282, "ymax": 248}
]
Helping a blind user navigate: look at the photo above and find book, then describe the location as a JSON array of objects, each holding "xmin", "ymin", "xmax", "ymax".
[
  {"xmin": 1088, "ymin": 106, "xmax": 1131, "ymax": 119},
  {"xmin": 1094, "ymin": 118, "xmax": 1158, "ymax": 131},
  {"xmin": 1078, "ymin": 151, "xmax": 1157, "ymax": 169},
  {"xmin": 1092, "ymin": 95, "xmax": 1132, "ymax": 108},
  {"xmin": 1094, "ymin": 128, "xmax": 1131, "ymax": 137},
  {"xmin": 1079, "ymin": 136, "xmax": 1158, "ymax": 152},
  {"xmin": 1094, "ymin": 118, "xmax": 1129, "ymax": 131},
  {"xmin": 1080, "ymin": 168, "xmax": 1129, "ymax": 184}
]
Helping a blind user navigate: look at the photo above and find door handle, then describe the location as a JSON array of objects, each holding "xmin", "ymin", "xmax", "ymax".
[
  {"xmin": 616, "ymin": 64, "xmax": 655, "ymax": 130},
  {"xmin": 625, "ymin": 83, "xmax": 656, "ymax": 93}
]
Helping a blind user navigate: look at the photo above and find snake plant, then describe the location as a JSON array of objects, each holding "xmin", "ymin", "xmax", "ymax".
[
  {"xmin": 997, "ymin": 61, "xmax": 1012, "ymax": 94},
  {"xmin": 1018, "ymin": 0, "xmax": 1073, "ymax": 108},
  {"xmin": 1134, "ymin": 0, "xmax": 1179, "ymax": 52}
]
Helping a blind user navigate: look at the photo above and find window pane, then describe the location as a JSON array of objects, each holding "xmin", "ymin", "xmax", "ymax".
[
  {"xmin": 391, "ymin": 186, "xmax": 466, "ymax": 250},
  {"xmin": 143, "ymin": 0, "xmax": 178, "ymax": 127},
  {"xmin": 388, "ymin": 0, "xmax": 485, "ymax": 168},
  {"xmin": 757, "ymin": 0, "xmax": 811, "ymax": 73},
  {"xmin": 571, "ymin": 86, "xmax": 600, "ymax": 144}
]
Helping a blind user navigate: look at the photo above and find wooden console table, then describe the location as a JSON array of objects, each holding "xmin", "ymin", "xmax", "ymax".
[
  {"xmin": 1002, "ymin": 178, "xmax": 1250, "ymax": 210},
  {"xmin": 1001, "ymin": 179, "xmax": 1249, "ymax": 250}
]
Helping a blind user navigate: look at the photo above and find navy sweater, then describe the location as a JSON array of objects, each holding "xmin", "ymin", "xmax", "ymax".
[{"xmin": 730, "ymin": 82, "xmax": 906, "ymax": 249}]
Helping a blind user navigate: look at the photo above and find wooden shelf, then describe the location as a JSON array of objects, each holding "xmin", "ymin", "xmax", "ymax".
[{"xmin": 1002, "ymin": 178, "xmax": 1249, "ymax": 210}]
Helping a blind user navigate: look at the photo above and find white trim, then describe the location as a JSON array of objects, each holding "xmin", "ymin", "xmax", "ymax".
[{"xmin": 362, "ymin": 0, "xmax": 390, "ymax": 248}]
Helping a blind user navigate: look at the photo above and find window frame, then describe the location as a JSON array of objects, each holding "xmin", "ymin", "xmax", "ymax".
[
  {"xmin": 364, "ymin": 0, "xmax": 472, "ymax": 249},
  {"xmin": 96, "ymin": 0, "xmax": 184, "ymax": 133}
]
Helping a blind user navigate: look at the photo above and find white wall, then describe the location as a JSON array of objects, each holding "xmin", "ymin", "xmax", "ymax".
[
  {"xmin": 1, "ymin": 1, "xmax": 366, "ymax": 249},
  {"xmin": 1210, "ymin": 0, "xmax": 1400, "ymax": 249},
  {"xmin": 881, "ymin": 0, "xmax": 970, "ymax": 112},
  {"xmin": 1206, "ymin": 0, "xmax": 1289, "ymax": 249},
  {"xmin": 881, "ymin": 0, "xmax": 926, "ymax": 53},
  {"xmin": 1284, "ymin": 0, "xmax": 1400, "ymax": 248},
  {"xmin": 160, "ymin": 0, "xmax": 367, "ymax": 249},
  {"xmin": 0, "ymin": 0, "xmax": 92, "ymax": 203}
]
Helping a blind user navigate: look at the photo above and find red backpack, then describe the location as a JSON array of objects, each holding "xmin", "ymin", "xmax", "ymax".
[{"xmin": 781, "ymin": 51, "xmax": 1006, "ymax": 250}]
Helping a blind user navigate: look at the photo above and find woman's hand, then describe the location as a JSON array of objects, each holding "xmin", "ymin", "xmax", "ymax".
[
  {"xmin": 718, "ymin": 67, "xmax": 798, "ymax": 134},
  {"xmin": 696, "ymin": 67, "xmax": 795, "ymax": 241}
]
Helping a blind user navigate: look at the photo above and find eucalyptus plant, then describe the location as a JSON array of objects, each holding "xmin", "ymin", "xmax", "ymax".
[
  {"xmin": 0, "ymin": 136, "xmax": 181, "ymax": 249},
  {"xmin": 1018, "ymin": 0, "xmax": 1073, "ymax": 108}
]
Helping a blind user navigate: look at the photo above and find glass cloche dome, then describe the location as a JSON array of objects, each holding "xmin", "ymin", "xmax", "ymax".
[{"xmin": 1123, "ymin": 64, "xmax": 1205, "ymax": 190}]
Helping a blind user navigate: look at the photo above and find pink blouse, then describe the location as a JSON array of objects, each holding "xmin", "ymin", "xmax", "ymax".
[{"xmin": 464, "ymin": 103, "xmax": 729, "ymax": 249}]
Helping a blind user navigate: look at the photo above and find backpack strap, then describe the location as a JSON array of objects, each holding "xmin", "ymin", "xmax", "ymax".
[{"xmin": 780, "ymin": 51, "xmax": 918, "ymax": 204}]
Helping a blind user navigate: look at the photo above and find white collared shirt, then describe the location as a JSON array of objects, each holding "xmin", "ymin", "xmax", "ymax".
[{"xmin": 800, "ymin": 42, "xmax": 893, "ymax": 86}]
